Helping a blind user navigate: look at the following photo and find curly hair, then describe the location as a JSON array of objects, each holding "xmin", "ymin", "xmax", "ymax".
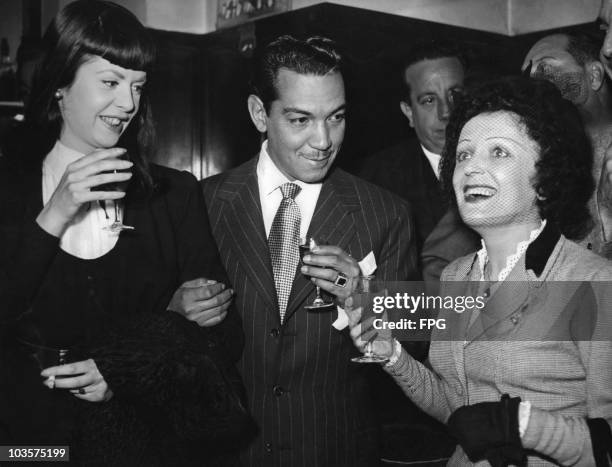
[{"xmin": 439, "ymin": 76, "xmax": 593, "ymax": 240}]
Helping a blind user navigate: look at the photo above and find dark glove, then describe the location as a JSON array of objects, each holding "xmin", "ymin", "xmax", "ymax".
[{"xmin": 447, "ymin": 394, "xmax": 526, "ymax": 466}]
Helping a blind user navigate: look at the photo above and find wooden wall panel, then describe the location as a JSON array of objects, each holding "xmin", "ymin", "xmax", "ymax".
[{"xmin": 147, "ymin": 3, "xmax": 601, "ymax": 178}]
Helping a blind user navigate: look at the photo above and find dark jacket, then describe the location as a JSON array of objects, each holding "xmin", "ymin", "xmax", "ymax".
[
  {"xmin": 0, "ymin": 141, "xmax": 250, "ymax": 465},
  {"xmin": 202, "ymin": 157, "xmax": 419, "ymax": 467},
  {"xmin": 359, "ymin": 138, "xmax": 446, "ymax": 253}
]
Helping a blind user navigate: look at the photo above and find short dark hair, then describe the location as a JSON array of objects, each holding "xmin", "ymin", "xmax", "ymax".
[
  {"xmin": 401, "ymin": 41, "xmax": 467, "ymax": 103},
  {"xmin": 25, "ymin": 0, "xmax": 156, "ymax": 190},
  {"xmin": 565, "ymin": 32, "xmax": 600, "ymax": 66},
  {"xmin": 251, "ymin": 35, "xmax": 343, "ymax": 112},
  {"xmin": 439, "ymin": 76, "xmax": 593, "ymax": 240}
]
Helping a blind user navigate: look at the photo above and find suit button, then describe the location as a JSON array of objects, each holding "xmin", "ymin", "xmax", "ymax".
[
  {"xmin": 265, "ymin": 442, "xmax": 273, "ymax": 453},
  {"xmin": 270, "ymin": 328, "xmax": 280, "ymax": 338},
  {"xmin": 273, "ymin": 385, "xmax": 284, "ymax": 396}
]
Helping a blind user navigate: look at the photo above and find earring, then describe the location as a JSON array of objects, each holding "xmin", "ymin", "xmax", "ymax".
[{"xmin": 54, "ymin": 90, "xmax": 62, "ymax": 100}]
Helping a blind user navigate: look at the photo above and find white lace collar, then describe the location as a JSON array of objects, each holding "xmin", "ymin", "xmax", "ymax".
[{"xmin": 476, "ymin": 219, "xmax": 547, "ymax": 282}]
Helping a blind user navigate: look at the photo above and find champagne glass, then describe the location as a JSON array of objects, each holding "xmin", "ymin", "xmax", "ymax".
[
  {"xmin": 351, "ymin": 276, "xmax": 390, "ymax": 364},
  {"xmin": 300, "ymin": 237, "xmax": 335, "ymax": 310},
  {"xmin": 103, "ymin": 199, "xmax": 133, "ymax": 233},
  {"xmin": 97, "ymin": 152, "xmax": 134, "ymax": 232}
]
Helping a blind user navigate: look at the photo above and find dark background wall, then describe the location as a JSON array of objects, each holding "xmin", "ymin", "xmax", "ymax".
[
  {"xmin": 147, "ymin": 3, "xmax": 601, "ymax": 178},
  {"xmin": 1, "ymin": 3, "xmax": 602, "ymax": 176}
]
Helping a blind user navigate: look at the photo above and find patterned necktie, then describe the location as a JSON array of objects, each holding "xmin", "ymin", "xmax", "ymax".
[{"xmin": 268, "ymin": 182, "xmax": 302, "ymax": 323}]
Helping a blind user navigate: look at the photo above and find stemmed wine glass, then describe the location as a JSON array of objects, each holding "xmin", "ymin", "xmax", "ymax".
[
  {"xmin": 351, "ymin": 276, "xmax": 390, "ymax": 364},
  {"xmin": 98, "ymin": 153, "xmax": 134, "ymax": 233},
  {"xmin": 300, "ymin": 237, "xmax": 335, "ymax": 310}
]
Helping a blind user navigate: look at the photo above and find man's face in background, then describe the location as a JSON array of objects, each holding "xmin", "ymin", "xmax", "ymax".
[
  {"xmin": 599, "ymin": 0, "xmax": 612, "ymax": 78},
  {"xmin": 400, "ymin": 57, "xmax": 465, "ymax": 155},
  {"xmin": 523, "ymin": 34, "xmax": 591, "ymax": 107}
]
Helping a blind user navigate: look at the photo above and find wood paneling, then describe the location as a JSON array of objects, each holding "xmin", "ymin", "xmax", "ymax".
[{"xmin": 147, "ymin": 3, "xmax": 602, "ymax": 178}]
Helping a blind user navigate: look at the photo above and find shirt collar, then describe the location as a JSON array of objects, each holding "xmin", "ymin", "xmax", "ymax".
[
  {"xmin": 524, "ymin": 219, "xmax": 561, "ymax": 276},
  {"xmin": 256, "ymin": 140, "xmax": 321, "ymax": 196},
  {"xmin": 420, "ymin": 144, "xmax": 440, "ymax": 160},
  {"xmin": 476, "ymin": 219, "xmax": 548, "ymax": 282},
  {"xmin": 43, "ymin": 140, "xmax": 85, "ymax": 178},
  {"xmin": 420, "ymin": 144, "xmax": 442, "ymax": 179}
]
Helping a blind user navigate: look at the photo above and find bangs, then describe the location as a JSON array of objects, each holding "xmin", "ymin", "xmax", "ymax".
[
  {"xmin": 55, "ymin": 1, "xmax": 156, "ymax": 73},
  {"xmin": 80, "ymin": 12, "xmax": 156, "ymax": 72}
]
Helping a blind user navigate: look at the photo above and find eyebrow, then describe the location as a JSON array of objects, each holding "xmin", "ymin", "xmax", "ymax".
[
  {"xmin": 282, "ymin": 103, "xmax": 346, "ymax": 117},
  {"xmin": 532, "ymin": 56, "xmax": 558, "ymax": 61},
  {"xmin": 97, "ymin": 69, "xmax": 125, "ymax": 79},
  {"xmin": 457, "ymin": 136, "xmax": 530, "ymax": 149},
  {"xmin": 416, "ymin": 92, "xmax": 436, "ymax": 100},
  {"xmin": 96, "ymin": 69, "xmax": 147, "ymax": 83}
]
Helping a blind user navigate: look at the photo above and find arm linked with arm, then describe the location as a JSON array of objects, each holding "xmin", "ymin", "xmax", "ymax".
[{"xmin": 172, "ymin": 171, "xmax": 244, "ymax": 363}]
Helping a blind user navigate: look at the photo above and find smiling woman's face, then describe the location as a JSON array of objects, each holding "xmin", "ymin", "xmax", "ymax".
[
  {"xmin": 452, "ymin": 110, "xmax": 542, "ymax": 229},
  {"xmin": 58, "ymin": 55, "xmax": 147, "ymax": 154}
]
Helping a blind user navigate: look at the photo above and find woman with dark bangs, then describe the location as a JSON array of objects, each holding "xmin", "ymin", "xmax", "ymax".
[
  {"xmin": 348, "ymin": 77, "xmax": 612, "ymax": 465},
  {"xmin": 0, "ymin": 1, "xmax": 250, "ymax": 464}
]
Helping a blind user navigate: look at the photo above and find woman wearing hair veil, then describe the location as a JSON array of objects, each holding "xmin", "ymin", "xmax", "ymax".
[
  {"xmin": 348, "ymin": 77, "xmax": 612, "ymax": 466},
  {"xmin": 0, "ymin": 1, "xmax": 251, "ymax": 464}
]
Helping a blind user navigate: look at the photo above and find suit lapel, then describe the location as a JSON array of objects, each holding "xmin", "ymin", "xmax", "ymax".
[
  {"xmin": 415, "ymin": 146, "xmax": 445, "ymax": 225},
  {"xmin": 217, "ymin": 159, "xmax": 279, "ymax": 315},
  {"xmin": 284, "ymin": 169, "xmax": 360, "ymax": 321}
]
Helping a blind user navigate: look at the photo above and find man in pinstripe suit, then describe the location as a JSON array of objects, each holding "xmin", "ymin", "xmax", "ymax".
[{"xmin": 200, "ymin": 35, "xmax": 418, "ymax": 466}]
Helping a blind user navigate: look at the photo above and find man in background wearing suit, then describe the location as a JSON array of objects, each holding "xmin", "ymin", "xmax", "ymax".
[
  {"xmin": 423, "ymin": 31, "xmax": 612, "ymax": 278},
  {"xmin": 359, "ymin": 42, "xmax": 466, "ymax": 252},
  {"xmin": 358, "ymin": 42, "xmax": 466, "ymax": 463},
  {"xmin": 200, "ymin": 35, "xmax": 418, "ymax": 466},
  {"xmin": 598, "ymin": 2, "xmax": 612, "ymax": 246}
]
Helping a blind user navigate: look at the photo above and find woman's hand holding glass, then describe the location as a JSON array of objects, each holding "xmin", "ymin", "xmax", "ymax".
[
  {"xmin": 36, "ymin": 147, "xmax": 133, "ymax": 237},
  {"xmin": 345, "ymin": 294, "xmax": 394, "ymax": 362},
  {"xmin": 41, "ymin": 358, "xmax": 113, "ymax": 402}
]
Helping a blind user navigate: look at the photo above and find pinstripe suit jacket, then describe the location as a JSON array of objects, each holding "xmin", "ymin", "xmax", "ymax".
[
  {"xmin": 385, "ymin": 224, "xmax": 612, "ymax": 466},
  {"xmin": 202, "ymin": 158, "xmax": 418, "ymax": 467}
]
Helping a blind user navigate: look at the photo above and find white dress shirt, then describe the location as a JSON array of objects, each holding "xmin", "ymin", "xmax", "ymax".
[
  {"xmin": 257, "ymin": 140, "xmax": 322, "ymax": 240},
  {"xmin": 42, "ymin": 140, "xmax": 121, "ymax": 259},
  {"xmin": 420, "ymin": 144, "xmax": 441, "ymax": 181}
]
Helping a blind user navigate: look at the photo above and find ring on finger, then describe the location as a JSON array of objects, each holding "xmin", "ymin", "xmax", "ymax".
[
  {"xmin": 78, "ymin": 387, "xmax": 86, "ymax": 395},
  {"xmin": 334, "ymin": 272, "xmax": 348, "ymax": 288}
]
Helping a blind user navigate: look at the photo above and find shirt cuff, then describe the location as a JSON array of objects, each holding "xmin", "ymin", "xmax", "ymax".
[
  {"xmin": 518, "ymin": 400, "xmax": 532, "ymax": 438},
  {"xmin": 384, "ymin": 339, "xmax": 402, "ymax": 367}
]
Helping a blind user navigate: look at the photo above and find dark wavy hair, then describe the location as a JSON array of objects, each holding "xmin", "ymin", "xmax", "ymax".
[
  {"xmin": 251, "ymin": 35, "xmax": 343, "ymax": 112},
  {"xmin": 439, "ymin": 76, "xmax": 593, "ymax": 240},
  {"xmin": 24, "ymin": 0, "xmax": 156, "ymax": 191}
]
